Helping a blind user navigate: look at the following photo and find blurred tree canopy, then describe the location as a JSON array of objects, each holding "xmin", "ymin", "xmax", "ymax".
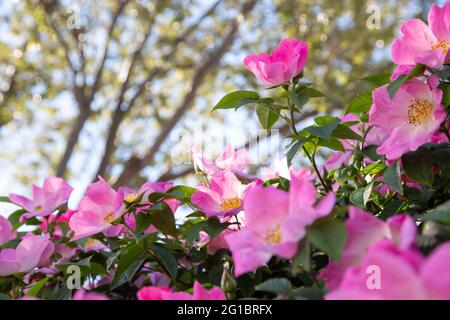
[{"xmin": 0, "ymin": 0, "xmax": 440, "ymax": 192}]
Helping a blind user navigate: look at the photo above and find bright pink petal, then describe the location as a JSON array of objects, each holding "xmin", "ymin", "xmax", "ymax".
[
  {"xmin": 69, "ymin": 209, "xmax": 110, "ymax": 240},
  {"xmin": 428, "ymin": 3, "xmax": 450, "ymax": 41},
  {"xmin": 137, "ymin": 287, "xmax": 173, "ymax": 300},
  {"xmin": 420, "ymin": 242, "xmax": 450, "ymax": 299},
  {"xmin": 243, "ymin": 181, "xmax": 289, "ymax": 235},
  {"xmin": 225, "ymin": 229, "xmax": 273, "ymax": 277},
  {"xmin": 391, "ymin": 19, "xmax": 437, "ymax": 66},
  {"xmin": 386, "ymin": 215, "xmax": 417, "ymax": 250},
  {"xmin": 191, "ymin": 281, "xmax": 226, "ymax": 300}
]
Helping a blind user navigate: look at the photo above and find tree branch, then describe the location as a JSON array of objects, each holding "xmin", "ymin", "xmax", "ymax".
[
  {"xmin": 112, "ymin": 0, "xmax": 258, "ymax": 188},
  {"xmin": 94, "ymin": 0, "xmax": 223, "ymax": 179},
  {"xmin": 54, "ymin": 1, "xmax": 127, "ymax": 177},
  {"xmin": 88, "ymin": 0, "xmax": 129, "ymax": 104},
  {"xmin": 56, "ymin": 108, "xmax": 90, "ymax": 177}
]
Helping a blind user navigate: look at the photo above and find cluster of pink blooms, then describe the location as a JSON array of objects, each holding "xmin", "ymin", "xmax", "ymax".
[{"xmin": 0, "ymin": 3, "xmax": 449, "ymax": 300}]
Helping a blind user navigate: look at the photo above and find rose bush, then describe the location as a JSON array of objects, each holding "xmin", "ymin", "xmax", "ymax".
[{"xmin": 1, "ymin": 3, "xmax": 450, "ymax": 300}]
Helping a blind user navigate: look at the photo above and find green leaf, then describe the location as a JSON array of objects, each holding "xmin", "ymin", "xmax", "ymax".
[
  {"xmin": 28, "ymin": 277, "xmax": 50, "ymax": 296},
  {"xmin": 441, "ymin": 84, "xmax": 450, "ymax": 106},
  {"xmin": 402, "ymin": 148, "xmax": 433, "ymax": 186},
  {"xmin": 167, "ymin": 186, "xmax": 196, "ymax": 202},
  {"xmin": 422, "ymin": 200, "xmax": 450, "ymax": 223},
  {"xmin": 362, "ymin": 73, "xmax": 391, "ymax": 87},
  {"xmin": 286, "ymin": 138, "xmax": 307, "ymax": 167},
  {"xmin": 213, "ymin": 90, "xmax": 259, "ymax": 110},
  {"xmin": 148, "ymin": 244, "xmax": 178, "ymax": 279},
  {"xmin": 136, "ymin": 212, "xmax": 153, "ymax": 233},
  {"xmin": 256, "ymin": 105, "xmax": 279, "ymax": 130},
  {"xmin": 203, "ymin": 217, "xmax": 230, "ymax": 239},
  {"xmin": 379, "ymin": 200, "xmax": 405, "ymax": 220},
  {"xmin": 383, "ymin": 161, "xmax": 404, "ymax": 195},
  {"xmin": 303, "ymin": 117, "xmax": 340, "ymax": 141},
  {"xmin": 432, "ymin": 147, "xmax": 450, "ymax": 168},
  {"xmin": 318, "ymin": 137, "xmax": 345, "ymax": 152},
  {"xmin": 364, "ymin": 145, "xmax": 384, "ymax": 162},
  {"xmin": 300, "ymin": 87, "xmax": 326, "ymax": 97},
  {"xmin": 255, "ymin": 278, "xmax": 292, "ymax": 294},
  {"xmin": 288, "ymin": 91, "xmax": 310, "ymax": 109},
  {"xmin": 387, "ymin": 64, "xmax": 425, "ymax": 98},
  {"xmin": 361, "ymin": 161, "xmax": 386, "ymax": 175},
  {"xmin": 307, "ymin": 218, "xmax": 347, "ymax": 261},
  {"xmin": 147, "ymin": 186, "xmax": 196, "ymax": 203},
  {"xmin": 350, "ymin": 188, "xmax": 366, "ymax": 208},
  {"xmin": 111, "ymin": 243, "xmax": 146, "ymax": 289},
  {"xmin": 149, "ymin": 202, "xmax": 177, "ymax": 237},
  {"xmin": 185, "ymin": 221, "xmax": 205, "ymax": 246},
  {"xmin": 8, "ymin": 209, "xmax": 26, "ymax": 230},
  {"xmin": 292, "ymin": 239, "xmax": 310, "ymax": 273},
  {"xmin": 346, "ymin": 89, "xmax": 372, "ymax": 114},
  {"xmin": 0, "ymin": 196, "xmax": 11, "ymax": 203},
  {"xmin": 291, "ymin": 287, "xmax": 324, "ymax": 300},
  {"xmin": 332, "ymin": 124, "xmax": 363, "ymax": 142}
]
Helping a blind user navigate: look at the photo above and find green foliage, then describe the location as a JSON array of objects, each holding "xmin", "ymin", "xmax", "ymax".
[
  {"xmin": 213, "ymin": 90, "xmax": 260, "ymax": 110},
  {"xmin": 307, "ymin": 217, "xmax": 347, "ymax": 261}
]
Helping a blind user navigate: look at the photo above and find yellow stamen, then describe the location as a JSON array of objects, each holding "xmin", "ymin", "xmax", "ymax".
[
  {"xmin": 34, "ymin": 205, "xmax": 43, "ymax": 212},
  {"xmin": 264, "ymin": 224, "xmax": 282, "ymax": 245},
  {"xmin": 104, "ymin": 213, "xmax": 115, "ymax": 223},
  {"xmin": 406, "ymin": 98, "xmax": 433, "ymax": 127},
  {"xmin": 220, "ymin": 198, "xmax": 242, "ymax": 211},
  {"xmin": 432, "ymin": 40, "xmax": 449, "ymax": 54}
]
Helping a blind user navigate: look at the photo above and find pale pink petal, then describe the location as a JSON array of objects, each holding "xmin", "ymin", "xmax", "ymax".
[{"xmin": 0, "ymin": 249, "xmax": 20, "ymax": 276}]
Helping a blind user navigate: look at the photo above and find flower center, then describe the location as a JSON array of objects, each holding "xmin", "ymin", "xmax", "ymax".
[
  {"xmin": 220, "ymin": 198, "xmax": 242, "ymax": 211},
  {"xmin": 34, "ymin": 205, "xmax": 43, "ymax": 212},
  {"xmin": 432, "ymin": 40, "xmax": 449, "ymax": 54},
  {"xmin": 406, "ymin": 98, "xmax": 433, "ymax": 127},
  {"xmin": 264, "ymin": 224, "xmax": 282, "ymax": 245},
  {"xmin": 104, "ymin": 213, "xmax": 115, "ymax": 223}
]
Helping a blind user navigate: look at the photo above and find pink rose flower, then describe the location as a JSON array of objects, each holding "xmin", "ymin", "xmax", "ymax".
[
  {"xmin": 0, "ymin": 233, "xmax": 54, "ymax": 276},
  {"xmin": 244, "ymin": 38, "xmax": 309, "ymax": 86},
  {"xmin": 9, "ymin": 176, "xmax": 73, "ymax": 218},
  {"xmin": 191, "ymin": 171, "xmax": 246, "ymax": 217},
  {"xmin": 391, "ymin": 3, "xmax": 450, "ymax": 69},
  {"xmin": 225, "ymin": 169, "xmax": 335, "ymax": 277},
  {"xmin": 369, "ymin": 77, "xmax": 445, "ymax": 160},
  {"xmin": 69, "ymin": 177, "xmax": 125, "ymax": 241}
]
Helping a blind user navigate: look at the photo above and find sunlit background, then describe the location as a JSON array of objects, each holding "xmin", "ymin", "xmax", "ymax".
[{"xmin": 0, "ymin": 0, "xmax": 446, "ymax": 214}]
